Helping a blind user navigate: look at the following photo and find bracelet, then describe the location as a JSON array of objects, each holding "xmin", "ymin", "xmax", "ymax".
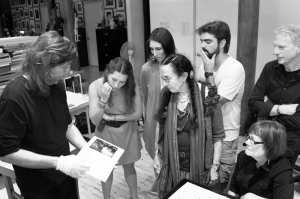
[
  {"xmin": 99, "ymin": 98, "xmax": 107, "ymax": 104},
  {"xmin": 153, "ymin": 149, "xmax": 161, "ymax": 157},
  {"xmin": 98, "ymin": 101, "xmax": 106, "ymax": 109},
  {"xmin": 211, "ymin": 163, "xmax": 220, "ymax": 171}
]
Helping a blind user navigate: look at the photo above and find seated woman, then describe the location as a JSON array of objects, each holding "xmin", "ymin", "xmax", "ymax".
[
  {"xmin": 229, "ymin": 120, "xmax": 294, "ymax": 199},
  {"xmin": 154, "ymin": 54, "xmax": 225, "ymax": 198}
]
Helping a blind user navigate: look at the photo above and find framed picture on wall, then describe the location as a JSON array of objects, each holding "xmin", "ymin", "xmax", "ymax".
[
  {"xmin": 35, "ymin": 21, "xmax": 41, "ymax": 31},
  {"xmin": 39, "ymin": 0, "xmax": 45, "ymax": 5},
  {"xmin": 24, "ymin": 9, "xmax": 29, "ymax": 18},
  {"xmin": 55, "ymin": 3, "xmax": 60, "ymax": 14},
  {"xmin": 78, "ymin": 14, "xmax": 84, "ymax": 28},
  {"xmin": 29, "ymin": 20, "xmax": 35, "ymax": 28},
  {"xmin": 114, "ymin": 11, "xmax": 126, "ymax": 25},
  {"xmin": 104, "ymin": 0, "xmax": 115, "ymax": 9},
  {"xmin": 18, "ymin": 0, "xmax": 26, "ymax": 7},
  {"xmin": 29, "ymin": 8, "xmax": 34, "ymax": 19},
  {"xmin": 14, "ymin": 0, "xmax": 18, "ymax": 5},
  {"xmin": 10, "ymin": 0, "xmax": 14, "ymax": 8},
  {"xmin": 33, "ymin": 0, "xmax": 39, "ymax": 6},
  {"xmin": 76, "ymin": 1, "xmax": 83, "ymax": 14},
  {"xmin": 33, "ymin": 7, "xmax": 40, "ymax": 21},
  {"xmin": 104, "ymin": 9, "xmax": 113, "ymax": 25},
  {"xmin": 19, "ymin": 7, "xmax": 24, "ymax": 18},
  {"xmin": 27, "ymin": 0, "xmax": 32, "ymax": 7},
  {"xmin": 116, "ymin": 0, "xmax": 125, "ymax": 10}
]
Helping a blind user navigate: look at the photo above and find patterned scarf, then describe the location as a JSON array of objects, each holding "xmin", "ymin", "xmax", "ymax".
[{"xmin": 157, "ymin": 81, "xmax": 210, "ymax": 198}]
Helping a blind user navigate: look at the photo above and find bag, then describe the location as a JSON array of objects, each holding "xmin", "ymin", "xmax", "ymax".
[{"xmin": 74, "ymin": 112, "xmax": 96, "ymax": 134}]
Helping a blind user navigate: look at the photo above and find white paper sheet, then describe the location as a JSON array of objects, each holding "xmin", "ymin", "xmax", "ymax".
[
  {"xmin": 169, "ymin": 182, "xmax": 229, "ymax": 199},
  {"xmin": 66, "ymin": 91, "xmax": 89, "ymax": 108},
  {"xmin": 77, "ymin": 136, "xmax": 124, "ymax": 182}
]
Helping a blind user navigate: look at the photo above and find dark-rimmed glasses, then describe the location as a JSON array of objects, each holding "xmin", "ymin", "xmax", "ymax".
[{"xmin": 246, "ymin": 135, "xmax": 264, "ymax": 145}]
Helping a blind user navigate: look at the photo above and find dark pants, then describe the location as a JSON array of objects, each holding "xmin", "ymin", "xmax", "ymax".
[
  {"xmin": 21, "ymin": 176, "xmax": 79, "ymax": 199},
  {"xmin": 286, "ymin": 131, "xmax": 300, "ymax": 166}
]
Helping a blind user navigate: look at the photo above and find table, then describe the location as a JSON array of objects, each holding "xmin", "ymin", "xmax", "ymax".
[{"xmin": 67, "ymin": 91, "xmax": 92, "ymax": 139}]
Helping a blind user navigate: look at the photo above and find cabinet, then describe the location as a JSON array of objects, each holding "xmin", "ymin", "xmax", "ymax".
[
  {"xmin": 96, "ymin": 28, "xmax": 127, "ymax": 71},
  {"xmin": 77, "ymin": 28, "xmax": 89, "ymax": 67}
]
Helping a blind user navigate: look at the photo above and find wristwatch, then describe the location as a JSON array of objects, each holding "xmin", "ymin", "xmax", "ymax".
[
  {"xmin": 204, "ymin": 72, "xmax": 213, "ymax": 78},
  {"xmin": 277, "ymin": 105, "xmax": 281, "ymax": 115},
  {"xmin": 211, "ymin": 163, "xmax": 220, "ymax": 171}
]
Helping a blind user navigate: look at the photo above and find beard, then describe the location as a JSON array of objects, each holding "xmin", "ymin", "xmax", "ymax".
[{"xmin": 202, "ymin": 45, "xmax": 220, "ymax": 59}]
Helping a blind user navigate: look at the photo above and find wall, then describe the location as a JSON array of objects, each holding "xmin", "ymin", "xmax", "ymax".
[
  {"xmin": 150, "ymin": 0, "xmax": 195, "ymax": 61},
  {"xmin": 256, "ymin": 0, "xmax": 300, "ymax": 81},
  {"xmin": 149, "ymin": 0, "xmax": 239, "ymax": 80}
]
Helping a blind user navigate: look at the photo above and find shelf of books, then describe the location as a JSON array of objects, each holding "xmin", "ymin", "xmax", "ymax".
[{"xmin": 0, "ymin": 36, "xmax": 38, "ymax": 95}]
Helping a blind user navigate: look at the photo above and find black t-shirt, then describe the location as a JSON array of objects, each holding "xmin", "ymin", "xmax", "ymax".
[
  {"xmin": 229, "ymin": 151, "xmax": 294, "ymax": 199},
  {"xmin": 0, "ymin": 76, "xmax": 72, "ymax": 194}
]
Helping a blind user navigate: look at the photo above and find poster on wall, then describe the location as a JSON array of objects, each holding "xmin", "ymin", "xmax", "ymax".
[
  {"xmin": 33, "ymin": 7, "xmax": 40, "ymax": 21},
  {"xmin": 78, "ymin": 14, "xmax": 84, "ymax": 28},
  {"xmin": 116, "ymin": 0, "xmax": 125, "ymax": 10},
  {"xmin": 104, "ymin": 0, "xmax": 115, "ymax": 9}
]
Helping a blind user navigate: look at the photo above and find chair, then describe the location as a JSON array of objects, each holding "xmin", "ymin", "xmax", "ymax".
[{"xmin": 64, "ymin": 71, "xmax": 84, "ymax": 94}]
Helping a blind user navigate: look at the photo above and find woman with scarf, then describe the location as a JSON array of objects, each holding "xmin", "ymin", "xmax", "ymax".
[{"xmin": 154, "ymin": 54, "xmax": 225, "ymax": 198}]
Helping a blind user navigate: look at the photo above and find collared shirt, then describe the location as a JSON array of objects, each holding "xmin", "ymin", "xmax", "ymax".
[
  {"xmin": 229, "ymin": 151, "xmax": 294, "ymax": 199},
  {"xmin": 248, "ymin": 60, "xmax": 300, "ymax": 132}
]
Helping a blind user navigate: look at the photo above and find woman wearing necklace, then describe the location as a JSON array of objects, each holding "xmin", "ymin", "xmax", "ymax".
[
  {"xmin": 140, "ymin": 28, "xmax": 176, "ymax": 160},
  {"xmin": 229, "ymin": 120, "xmax": 294, "ymax": 199},
  {"xmin": 154, "ymin": 54, "xmax": 225, "ymax": 198},
  {"xmin": 89, "ymin": 57, "xmax": 142, "ymax": 199}
]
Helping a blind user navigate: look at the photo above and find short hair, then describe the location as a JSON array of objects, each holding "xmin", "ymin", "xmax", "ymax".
[
  {"xmin": 249, "ymin": 120, "xmax": 287, "ymax": 161},
  {"xmin": 274, "ymin": 24, "xmax": 300, "ymax": 46},
  {"xmin": 104, "ymin": 57, "xmax": 136, "ymax": 112},
  {"xmin": 146, "ymin": 27, "xmax": 176, "ymax": 63},
  {"xmin": 196, "ymin": 20, "xmax": 231, "ymax": 53},
  {"xmin": 22, "ymin": 31, "xmax": 77, "ymax": 96}
]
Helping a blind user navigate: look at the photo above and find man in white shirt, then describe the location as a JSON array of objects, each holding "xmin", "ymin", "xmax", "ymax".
[{"xmin": 196, "ymin": 20, "xmax": 245, "ymax": 191}]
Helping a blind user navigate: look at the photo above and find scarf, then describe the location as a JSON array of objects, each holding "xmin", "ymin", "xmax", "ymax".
[{"xmin": 157, "ymin": 81, "xmax": 212, "ymax": 198}]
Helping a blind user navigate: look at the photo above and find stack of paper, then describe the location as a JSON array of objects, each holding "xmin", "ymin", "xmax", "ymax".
[{"xmin": 0, "ymin": 50, "xmax": 11, "ymax": 73}]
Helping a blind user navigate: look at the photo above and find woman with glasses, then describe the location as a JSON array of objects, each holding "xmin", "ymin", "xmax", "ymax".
[
  {"xmin": 229, "ymin": 120, "xmax": 294, "ymax": 199},
  {"xmin": 0, "ymin": 31, "xmax": 90, "ymax": 199},
  {"xmin": 153, "ymin": 54, "xmax": 225, "ymax": 198}
]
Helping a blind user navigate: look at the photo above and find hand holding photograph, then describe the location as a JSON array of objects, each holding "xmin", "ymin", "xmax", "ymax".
[{"xmin": 77, "ymin": 136, "xmax": 124, "ymax": 182}]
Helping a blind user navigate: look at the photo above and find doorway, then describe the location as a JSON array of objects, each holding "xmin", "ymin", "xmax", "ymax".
[{"xmin": 83, "ymin": 1, "xmax": 103, "ymax": 67}]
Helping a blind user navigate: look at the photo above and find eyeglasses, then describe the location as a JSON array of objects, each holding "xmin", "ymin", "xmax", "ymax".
[{"xmin": 246, "ymin": 135, "xmax": 264, "ymax": 145}]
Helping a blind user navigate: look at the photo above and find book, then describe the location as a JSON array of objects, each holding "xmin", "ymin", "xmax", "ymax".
[{"xmin": 77, "ymin": 136, "xmax": 124, "ymax": 182}]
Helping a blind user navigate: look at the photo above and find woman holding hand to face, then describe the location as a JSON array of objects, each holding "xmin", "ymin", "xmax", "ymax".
[
  {"xmin": 229, "ymin": 120, "xmax": 294, "ymax": 199},
  {"xmin": 89, "ymin": 57, "xmax": 142, "ymax": 199}
]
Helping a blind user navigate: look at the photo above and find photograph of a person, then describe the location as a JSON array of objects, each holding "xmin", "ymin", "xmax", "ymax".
[
  {"xmin": 104, "ymin": 9, "xmax": 113, "ymax": 26},
  {"xmin": 90, "ymin": 138, "xmax": 117, "ymax": 158},
  {"xmin": 114, "ymin": 11, "xmax": 126, "ymax": 25},
  {"xmin": 104, "ymin": 0, "xmax": 115, "ymax": 8},
  {"xmin": 116, "ymin": 0, "xmax": 125, "ymax": 10},
  {"xmin": 78, "ymin": 14, "xmax": 84, "ymax": 28},
  {"xmin": 76, "ymin": 1, "xmax": 83, "ymax": 14}
]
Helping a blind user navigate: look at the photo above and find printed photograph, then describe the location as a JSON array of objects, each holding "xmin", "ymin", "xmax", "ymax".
[
  {"xmin": 104, "ymin": 0, "xmax": 115, "ymax": 9},
  {"xmin": 90, "ymin": 138, "xmax": 117, "ymax": 158},
  {"xmin": 116, "ymin": 0, "xmax": 125, "ymax": 10}
]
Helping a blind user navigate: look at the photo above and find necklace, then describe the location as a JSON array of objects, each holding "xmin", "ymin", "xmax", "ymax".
[{"xmin": 177, "ymin": 93, "xmax": 190, "ymax": 104}]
